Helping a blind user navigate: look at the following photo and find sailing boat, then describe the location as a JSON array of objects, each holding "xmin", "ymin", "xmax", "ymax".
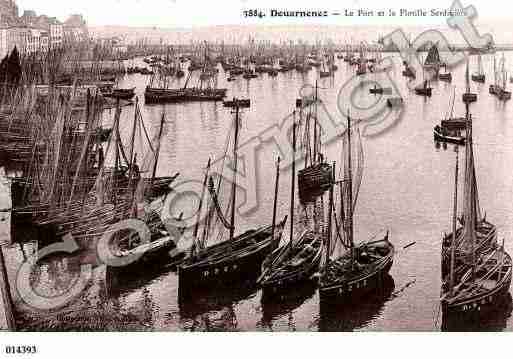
[
  {"xmin": 415, "ymin": 59, "xmax": 432, "ymax": 97},
  {"xmin": 424, "ymin": 43, "xmax": 443, "ymax": 71},
  {"xmin": 489, "ymin": 53, "xmax": 511, "ymax": 100},
  {"xmin": 440, "ymin": 87, "xmax": 512, "ymax": 323},
  {"xmin": 319, "ymin": 113, "xmax": 394, "ymax": 302},
  {"xmin": 319, "ymin": 52, "xmax": 331, "ymax": 78},
  {"xmin": 434, "ymin": 87, "xmax": 466, "ymax": 146},
  {"xmin": 145, "ymin": 42, "xmax": 227, "ymax": 104},
  {"xmin": 178, "ymin": 98, "xmax": 286, "ymax": 297},
  {"xmin": 258, "ymin": 95, "xmax": 327, "ymax": 296},
  {"xmin": 439, "ymin": 64, "xmax": 452, "ymax": 82},
  {"xmin": 356, "ymin": 44, "xmax": 367, "ymax": 76},
  {"xmin": 471, "ymin": 54, "xmax": 485, "ymax": 83}
]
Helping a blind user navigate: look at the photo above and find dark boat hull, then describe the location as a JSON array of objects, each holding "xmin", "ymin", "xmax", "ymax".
[
  {"xmin": 434, "ymin": 126, "xmax": 465, "ymax": 146},
  {"xmin": 415, "ymin": 87, "xmax": 432, "ymax": 97},
  {"xmin": 178, "ymin": 221, "xmax": 285, "ymax": 297},
  {"xmin": 319, "ymin": 258, "xmax": 393, "ymax": 303},
  {"xmin": 442, "ymin": 266, "xmax": 512, "ymax": 327},
  {"xmin": 439, "ymin": 73, "xmax": 452, "ymax": 82},
  {"xmin": 260, "ymin": 244, "xmax": 322, "ymax": 298},
  {"xmin": 471, "ymin": 74, "xmax": 485, "ymax": 83}
]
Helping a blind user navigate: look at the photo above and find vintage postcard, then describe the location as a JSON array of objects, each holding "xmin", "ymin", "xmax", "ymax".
[{"xmin": 0, "ymin": 0, "xmax": 512, "ymax": 353}]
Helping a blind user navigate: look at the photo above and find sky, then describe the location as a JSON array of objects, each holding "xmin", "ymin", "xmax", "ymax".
[{"xmin": 14, "ymin": 0, "xmax": 512, "ymax": 28}]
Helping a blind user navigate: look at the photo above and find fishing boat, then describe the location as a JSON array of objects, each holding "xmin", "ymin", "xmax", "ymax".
[
  {"xmin": 434, "ymin": 125, "xmax": 465, "ymax": 146},
  {"xmin": 414, "ymin": 79, "xmax": 432, "ymax": 97},
  {"xmin": 319, "ymin": 52, "xmax": 332, "ymax": 78},
  {"xmin": 145, "ymin": 43, "xmax": 227, "ymax": 104},
  {"xmin": 402, "ymin": 64, "xmax": 416, "ymax": 79},
  {"xmin": 105, "ymin": 87, "xmax": 136, "ymax": 100},
  {"xmin": 424, "ymin": 43, "xmax": 443, "ymax": 71},
  {"xmin": 178, "ymin": 98, "xmax": 286, "ymax": 297},
  {"xmin": 434, "ymin": 88, "xmax": 466, "ymax": 146},
  {"xmin": 471, "ymin": 54, "xmax": 485, "ymax": 83},
  {"xmin": 489, "ymin": 54, "xmax": 511, "ymax": 100},
  {"xmin": 319, "ymin": 113, "xmax": 394, "ymax": 303},
  {"xmin": 439, "ymin": 71, "xmax": 452, "ymax": 82},
  {"xmin": 440, "ymin": 94, "xmax": 512, "ymax": 324},
  {"xmin": 258, "ymin": 95, "xmax": 327, "ymax": 296}
]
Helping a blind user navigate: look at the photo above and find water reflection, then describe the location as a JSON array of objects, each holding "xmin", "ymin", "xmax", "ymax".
[
  {"xmin": 317, "ymin": 275, "xmax": 395, "ymax": 331},
  {"xmin": 178, "ymin": 284, "xmax": 258, "ymax": 331},
  {"xmin": 259, "ymin": 282, "xmax": 317, "ymax": 330}
]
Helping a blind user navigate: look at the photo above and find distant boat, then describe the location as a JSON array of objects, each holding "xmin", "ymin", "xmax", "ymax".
[
  {"xmin": 471, "ymin": 54, "xmax": 485, "ymax": 83},
  {"xmin": 439, "ymin": 72, "xmax": 452, "ymax": 82},
  {"xmin": 105, "ymin": 87, "xmax": 136, "ymax": 100},
  {"xmin": 415, "ymin": 79, "xmax": 432, "ymax": 97},
  {"xmin": 489, "ymin": 53, "xmax": 511, "ymax": 100}
]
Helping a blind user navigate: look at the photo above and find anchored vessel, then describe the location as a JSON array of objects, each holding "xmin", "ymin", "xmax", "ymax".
[
  {"xmin": 440, "ymin": 86, "xmax": 512, "ymax": 326},
  {"xmin": 489, "ymin": 53, "xmax": 511, "ymax": 101},
  {"xmin": 178, "ymin": 98, "xmax": 286, "ymax": 297},
  {"xmin": 319, "ymin": 113, "xmax": 394, "ymax": 303},
  {"xmin": 259, "ymin": 91, "xmax": 327, "ymax": 296}
]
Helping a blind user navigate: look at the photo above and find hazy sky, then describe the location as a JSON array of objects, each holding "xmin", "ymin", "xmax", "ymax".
[{"xmin": 15, "ymin": 0, "xmax": 510, "ymax": 27}]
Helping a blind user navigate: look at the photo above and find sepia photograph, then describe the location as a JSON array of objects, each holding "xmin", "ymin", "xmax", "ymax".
[{"xmin": 1, "ymin": 0, "xmax": 513, "ymax": 352}]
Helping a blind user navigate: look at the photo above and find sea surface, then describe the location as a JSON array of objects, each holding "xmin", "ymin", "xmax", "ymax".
[{"xmin": 3, "ymin": 51, "xmax": 513, "ymax": 331}]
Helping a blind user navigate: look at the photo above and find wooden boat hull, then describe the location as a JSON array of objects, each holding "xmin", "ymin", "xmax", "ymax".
[
  {"xmin": 178, "ymin": 220, "xmax": 285, "ymax": 296},
  {"xmin": 319, "ymin": 258, "xmax": 393, "ymax": 302},
  {"xmin": 319, "ymin": 239, "xmax": 394, "ymax": 303},
  {"xmin": 489, "ymin": 85, "xmax": 511, "ymax": 100},
  {"xmin": 439, "ymin": 73, "xmax": 452, "ymax": 82},
  {"xmin": 471, "ymin": 74, "xmax": 485, "ymax": 83},
  {"xmin": 107, "ymin": 235, "xmax": 179, "ymax": 276},
  {"xmin": 414, "ymin": 87, "xmax": 432, "ymax": 97},
  {"xmin": 462, "ymin": 92, "xmax": 477, "ymax": 103},
  {"xmin": 434, "ymin": 126, "xmax": 465, "ymax": 146},
  {"xmin": 442, "ymin": 254, "xmax": 512, "ymax": 325},
  {"xmin": 260, "ymin": 237, "xmax": 323, "ymax": 297},
  {"xmin": 145, "ymin": 87, "xmax": 227, "ymax": 104}
]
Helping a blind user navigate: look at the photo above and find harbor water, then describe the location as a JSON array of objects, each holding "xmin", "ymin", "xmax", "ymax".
[{"xmin": 2, "ymin": 52, "xmax": 513, "ymax": 331}]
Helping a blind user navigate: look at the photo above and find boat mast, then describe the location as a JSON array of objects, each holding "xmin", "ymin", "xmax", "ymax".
[
  {"xmin": 229, "ymin": 99, "xmax": 242, "ymax": 242},
  {"xmin": 449, "ymin": 145, "xmax": 459, "ymax": 296},
  {"xmin": 289, "ymin": 116, "xmax": 297, "ymax": 248},
  {"xmin": 193, "ymin": 158, "xmax": 211, "ymax": 243},
  {"xmin": 347, "ymin": 111, "xmax": 354, "ymax": 267},
  {"xmin": 151, "ymin": 113, "xmax": 165, "ymax": 184},
  {"xmin": 271, "ymin": 157, "xmax": 281, "ymax": 241},
  {"xmin": 325, "ymin": 163, "xmax": 335, "ymax": 269}
]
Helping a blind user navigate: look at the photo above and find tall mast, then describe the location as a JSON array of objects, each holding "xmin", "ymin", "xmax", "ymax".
[
  {"xmin": 127, "ymin": 97, "xmax": 139, "ymax": 180},
  {"xmin": 449, "ymin": 145, "xmax": 459, "ymax": 296},
  {"xmin": 271, "ymin": 157, "xmax": 281, "ymax": 241},
  {"xmin": 289, "ymin": 116, "xmax": 296, "ymax": 248},
  {"xmin": 325, "ymin": 163, "xmax": 335, "ymax": 270},
  {"xmin": 347, "ymin": 111, "xmax": 354, "ymax": 265},
  {"xmin": 151, "ymin": 113, "xmax": 165, "ymax": 184},
  {"xmin": 194, "ymin": 158, "xmax": 211, "ymax": 243},
  {"xmin": 229, "ymin": 99, "xmax": 241, "ymax": 242}
]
